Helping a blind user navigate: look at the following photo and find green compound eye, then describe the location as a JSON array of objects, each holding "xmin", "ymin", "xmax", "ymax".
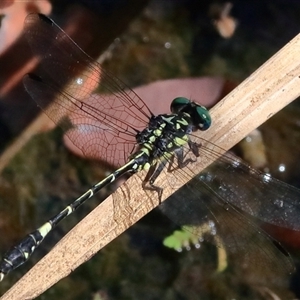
[
  {"xmin": 170, "ymin": 97, "xmax": 190, "ymax": 113},
  {"xmin": 196, "ymin": 105, "xmax": 211, "ymax": 130},
  {"xmin": 170, "ymin": 97, "xmax": 211, "ymax": 131}
]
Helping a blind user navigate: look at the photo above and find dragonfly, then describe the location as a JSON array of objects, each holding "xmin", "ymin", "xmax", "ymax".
[{"xmin": 1, "ymin": 13, "xmax": 300, "ymax": 282}]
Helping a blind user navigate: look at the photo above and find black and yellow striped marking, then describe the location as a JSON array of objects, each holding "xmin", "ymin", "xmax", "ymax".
[{"xmin": 0, "ymin": 100, "xmax": 212, "ymax": 280}]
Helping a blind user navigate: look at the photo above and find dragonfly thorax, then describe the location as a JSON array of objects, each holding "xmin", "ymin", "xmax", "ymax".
[
  {"xmin": 135, "ymin": 98, "xmax": 211, "ymax": 162},
  {"xmin": 133, "ymin": 110, "xmax": 199, "ymax": 172},
  {"xmin": 132, "ymin": 99, "xmax": 211, "ymax": 173}
]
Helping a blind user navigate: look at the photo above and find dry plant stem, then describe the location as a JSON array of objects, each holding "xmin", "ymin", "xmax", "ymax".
[{"xmin": 2, "ymin": 33, "xmax": 300, "ymax": 299}]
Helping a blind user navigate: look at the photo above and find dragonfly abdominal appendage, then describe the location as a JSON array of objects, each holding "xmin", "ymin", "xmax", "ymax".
[{"xmin": 0, "ymin": 218, "xmax": 56, "ymax": 281}]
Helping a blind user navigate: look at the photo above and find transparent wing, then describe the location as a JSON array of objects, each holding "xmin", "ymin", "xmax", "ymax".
[
  {"xmin": 23, "ymin": 13, "xmax": 152, "ymax": 166},
  {"xmin": 156, "ymin": 133, "xmax": 300, "ymax": 232},
  {"xmin": 161, "ymin": 179, "xmax": 294, "ymax": 279},
  {"xmin": 146, "ymin": 133, "xmax": 300, "ymax": 277},
  {"xmin": 194, "ymin": 136, "xmax": 300, "ymax": 231}
]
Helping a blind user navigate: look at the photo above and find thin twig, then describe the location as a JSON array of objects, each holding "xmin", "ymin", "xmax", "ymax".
[{"xmin": 2, "ymin": 33, "xmax": 300, "ymax": 300}]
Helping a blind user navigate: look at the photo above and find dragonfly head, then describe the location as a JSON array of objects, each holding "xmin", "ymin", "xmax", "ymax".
[{"xmin": 170, "ymin": 97, "xmax": 212, "ymax": 131}]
